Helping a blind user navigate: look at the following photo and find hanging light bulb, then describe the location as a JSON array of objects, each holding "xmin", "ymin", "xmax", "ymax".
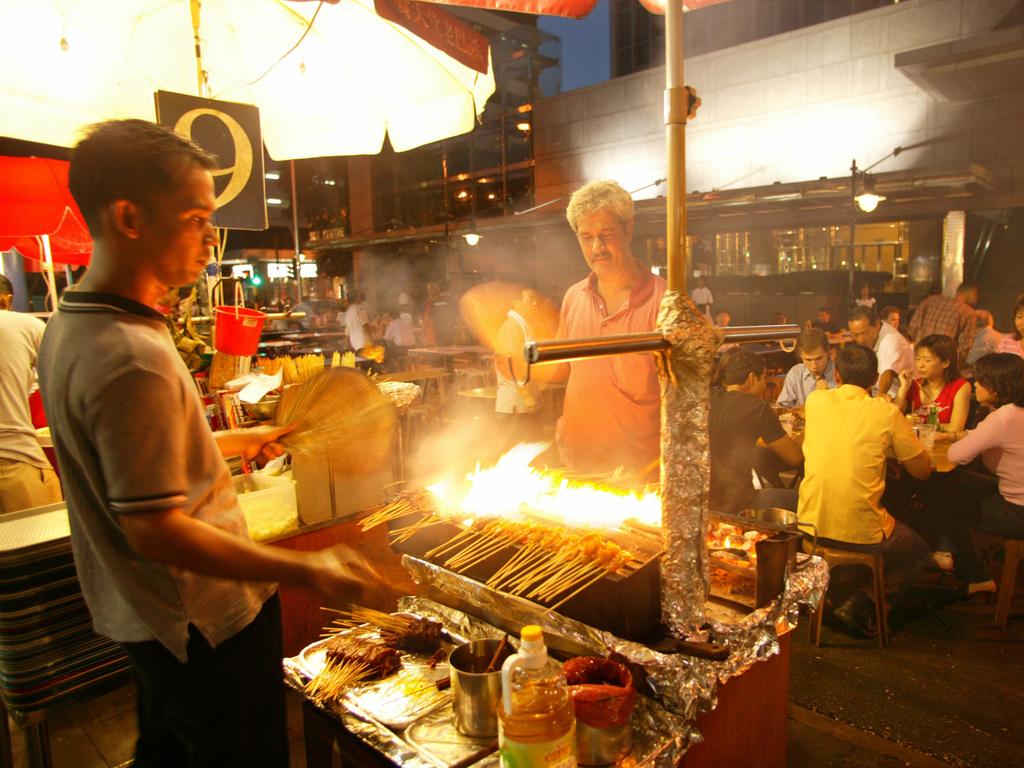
[
  {"xmin": 463, "ymin": 232, "xmax": 481, "ymax": 246},
  {"xmin": 855, "ymin": 174, "xmax": 886, "ymax": 213}
]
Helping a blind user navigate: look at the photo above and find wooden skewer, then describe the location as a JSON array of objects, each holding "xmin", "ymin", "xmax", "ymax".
[
  {"xmin": 484, "ymin": 635, "xmax": 509, "ymax": 673},
  {"xmin": 426, "ymin": 525, "xmax": 485, "ymax": 559},
  {"xmin": 448, "ymin": 537, "xmax": 513, "ymax": 572},
  {"xmin": 544, "ymin": 567, "xmax": 610, "ymax": 613}
]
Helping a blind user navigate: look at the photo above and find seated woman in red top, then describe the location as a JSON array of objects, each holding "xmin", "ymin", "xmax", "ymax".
[{"xmin": 894, "ymin": 334, "xmax": 970, "ymax": 432}]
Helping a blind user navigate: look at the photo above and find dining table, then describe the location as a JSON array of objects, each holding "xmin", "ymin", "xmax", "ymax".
[{"xmin": 406, "ymin": 345, "xmax": 492, "ymax": 372}]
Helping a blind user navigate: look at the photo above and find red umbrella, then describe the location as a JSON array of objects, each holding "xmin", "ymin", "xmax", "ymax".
[{"xmin": 0, "ymin": 156, "xmax": 92, "ymax": 267}]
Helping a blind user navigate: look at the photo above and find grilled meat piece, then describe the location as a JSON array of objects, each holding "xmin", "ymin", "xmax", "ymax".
[{"xmin": 323, "ymin": 635, "xmax": 401, "ymax": 678}]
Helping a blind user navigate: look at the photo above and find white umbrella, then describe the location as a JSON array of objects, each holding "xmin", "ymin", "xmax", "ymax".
[{"xmin": 0, "ymin": 0, "xmax": 495, "ymax": 158}]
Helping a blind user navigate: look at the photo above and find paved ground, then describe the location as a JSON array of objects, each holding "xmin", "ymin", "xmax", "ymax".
[{"xmin": 789, "ymin": 578, "xmax": 1024, "ymax": 768}]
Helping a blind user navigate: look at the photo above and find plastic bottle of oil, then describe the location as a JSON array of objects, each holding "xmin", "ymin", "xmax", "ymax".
[{"xmin": 498, "ymin": 625, "xmax": 576, "ymax": 768}]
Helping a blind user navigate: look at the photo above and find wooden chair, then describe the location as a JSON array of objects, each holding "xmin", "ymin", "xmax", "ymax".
[
  {"xmin": 805, "ymin": 541, "xmax": 889, "ymax": 648},
  {"xmin": 995, "ymin": 539, "xmax": 1024, "ymax": 629}
]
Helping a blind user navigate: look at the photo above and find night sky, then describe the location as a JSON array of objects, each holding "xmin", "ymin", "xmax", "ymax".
[{"xmin": 538, "ymin": 0, "xmax": 611, "ymax": 93}]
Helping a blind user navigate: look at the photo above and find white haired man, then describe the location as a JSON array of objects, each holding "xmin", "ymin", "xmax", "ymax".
[{"xmin": 554, "ymin": 180, "xmax": 666, "ymax": 475}]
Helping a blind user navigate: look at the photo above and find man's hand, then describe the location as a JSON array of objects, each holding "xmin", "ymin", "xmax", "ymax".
[
  {"xmin": 241, "ymin": 423, "xmax": 294, "ymax": 463},
  {"xmin": 305, "ymin": 544, "xmax": 385, "ymax": 608},
  {"xmin": 214, "ymin": 424, "xmax": 294, "ymax": 464}
]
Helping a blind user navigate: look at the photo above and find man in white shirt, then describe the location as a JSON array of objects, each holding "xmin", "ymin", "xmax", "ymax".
[
  {"xmin": 383, "ymin": 310, "xmax": 415, "ymax": 348},
  {"xmin": 494, "ymin": 289, "xmax": 543, "ymax": 445},
  {"xmin": 847, "ymin": 306, "xmax": 913, "ymax": 398},
  {"xmin": 690, "ymin": 276, "xmax": 713, "ymax": 316},
  {"xmin": 344, "ymin": 292, "xmax": 371, "ymax": 352},
  {"xmin": 0, "ymin": 276, "xmax": 62, "ymax": 512}
]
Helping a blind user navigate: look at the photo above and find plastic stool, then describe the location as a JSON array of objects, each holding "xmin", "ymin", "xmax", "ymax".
[
  {"xmin": 995, "ymin": 539, "xmax": 1024, "ymax": 629},
  {"xmin": 806, "ymin": 542, "xmax": 889, "ymax": 648}
]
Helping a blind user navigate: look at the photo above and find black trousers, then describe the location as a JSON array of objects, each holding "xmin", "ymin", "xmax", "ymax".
[
  {"xmin": 121, "ymin": 593, "xmax": 288, "ymax": 768},
  {"xmin": 940, "ymin": 471, "xmax": 1024, "ymax": 583}
]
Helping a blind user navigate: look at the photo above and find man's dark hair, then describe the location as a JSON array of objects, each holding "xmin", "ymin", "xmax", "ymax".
[
  {"xmin": 847, "ymin": 306, "xmax": 877, "ymax": 325},
  {"xmin": 974, "ymin": 353, "xmax": 1024, "ymax": 407},
  {"xmin": 797, "ymin": 328, "xmax": 829, "ymax": 355},
  {"xmin": 817, "ymin": 306, "xmax": 831, "ymax": 315},
  {"xmin": 713, "ymin": 347, "xmax": 765, "ymax": 387},
  {"xmin": 0, "ymin": 274, "xmax": 12, "ymax": 297},
  {"xmin": 916, "ymin": 334, "xmax": 958, "ymax": 384},
  {"xmin": 879, "ymin": 305, "xmax": 900, "ymax": 321},
  {"xmin": 835, "ymin": 344, "xmax": 878, "ymax": 390},
  {"xmin": 69, "ymin": 119, "xmax": 218, "ymax": 235},
  {"xmin": 955, "ymin": 282, "xmax": 978, "ymax": 298}
]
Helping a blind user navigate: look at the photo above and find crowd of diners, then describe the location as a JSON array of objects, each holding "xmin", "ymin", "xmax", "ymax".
[{"xmin": 706, "ymin": 291, "xmax": 1024, "ymax": 639}]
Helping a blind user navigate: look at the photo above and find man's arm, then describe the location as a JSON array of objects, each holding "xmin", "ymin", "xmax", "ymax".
[
  {"xmin": 775, "ymin": 367, "xmax": 800, "ymax": 408},
  {"xmin": 118, "ymin": 509, "xmax": 377, "ymax": 605},
  {"xmin": 958, "ymin": 311, "xmax": 976, "ymax": 370},
  {"xmin": 891, "ymin": 410, "xmax": 932, "ymax": 480},
  {"xmin": 213, "ymin": 424, "xmax": 292, "ymax": 463},
  {"xmin": 877, "ymin": 369, "xmax": 897, "ymax": 399},
  {"xmin": 907, "ymin": 300, "xmax": 925, "ymax": 342},
  {"xmin": 766, "ymin": 434, "xmax": 803, "ymax": 467},
  {"xmin": 900, "ymin": 450, "xmax": 932, "ymax": 480}
]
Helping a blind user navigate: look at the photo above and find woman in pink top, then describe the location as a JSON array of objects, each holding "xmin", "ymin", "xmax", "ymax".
[
  {"xmin": 894, "ymin": 334, "xmax": 970, "ymax": 431},
  {"xmin": 940, "ymin": 354, "xmax": 1024, "ymax": 594},
  {"xmin": 994, "ymin": 293, "xmax": 1024, "ymax": 357}
]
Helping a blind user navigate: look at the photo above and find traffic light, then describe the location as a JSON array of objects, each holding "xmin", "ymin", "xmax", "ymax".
[{"xmin": 249, "ymin": 271, "xmax": 263, "ymax": 287}]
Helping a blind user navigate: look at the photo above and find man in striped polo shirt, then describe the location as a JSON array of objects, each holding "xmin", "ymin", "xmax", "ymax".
[
  {"xmin": 555, "ymin": 180, "xmax": 667, "ymax": 476},
  {"xmin": 38, "ymin": 120, "xmax": 377, "ymax": 767}
]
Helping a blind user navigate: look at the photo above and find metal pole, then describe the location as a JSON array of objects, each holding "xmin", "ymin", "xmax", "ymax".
[
  {"xmin": 290, "ymin": 159, "xmax": 301, "ymax": 304},
  {"xmin": 665, "ymin": 0, "xmax": 687, "ymax": 293},
  {"xmin": 526, "ymin": 325, "xmax": 801, "ymax": 365},
  {"xmin": 190, "ymin": 0, "xmax": 205, "ymax": 95},
  {"xmin": 849, "ymin": 159, "xmax": 858, "ymax": 298}
]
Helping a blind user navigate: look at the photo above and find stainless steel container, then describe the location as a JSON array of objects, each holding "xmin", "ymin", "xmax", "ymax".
[
  {"xmin": 448, "ymin": 639, "xmax": 513, "ymax": 738},
  {"xmin": 576, "ymin": 720, "xmax": 632, "ymax": 766}
]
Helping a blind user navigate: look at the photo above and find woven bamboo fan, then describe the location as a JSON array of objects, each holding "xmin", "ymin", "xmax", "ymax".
[{"xmin": 274, "ymin": 368, "xmax": 394, "ymax": 474}]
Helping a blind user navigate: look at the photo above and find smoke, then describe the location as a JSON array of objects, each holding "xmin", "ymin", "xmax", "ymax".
[{"xmin": 405, "ymin": 408, "xmax": 558, "ymax": 487}]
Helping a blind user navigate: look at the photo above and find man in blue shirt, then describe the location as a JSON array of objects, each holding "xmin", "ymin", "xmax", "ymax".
[{"xmin": 776, "ymin": 328, "xmax": 837, "ymax": 409}]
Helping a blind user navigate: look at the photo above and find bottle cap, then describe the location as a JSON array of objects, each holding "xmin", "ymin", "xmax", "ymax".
[{"xmin": 521, "ymin": 625, "xmax": 543, "ymax": 644}]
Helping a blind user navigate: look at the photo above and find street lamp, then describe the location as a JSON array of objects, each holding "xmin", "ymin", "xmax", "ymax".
[
  {"xmin": 855, "ymin": 173, "xmax": 886, "ymax": 213},
  {"xmin": 848, "ymin": 158, "xmax": 890, "ymax": 293}
]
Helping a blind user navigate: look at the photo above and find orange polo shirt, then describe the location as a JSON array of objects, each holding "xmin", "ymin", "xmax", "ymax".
[{"xmin": 556, "ymin": 270, "xmax": 667, "ymax": 473}]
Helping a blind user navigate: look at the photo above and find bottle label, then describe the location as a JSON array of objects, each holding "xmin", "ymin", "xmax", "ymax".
[{"xmin": 499, "ymin": 725, "xmax": 576, "ymax": 768}]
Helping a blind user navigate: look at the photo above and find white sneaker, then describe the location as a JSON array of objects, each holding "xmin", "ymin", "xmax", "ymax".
[{"xmin": 931, "ymin": 551, "xmax": 954, "ymax": 572}]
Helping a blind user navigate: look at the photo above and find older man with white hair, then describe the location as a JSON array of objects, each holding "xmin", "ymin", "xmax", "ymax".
[{"xmin": 554, "ymin": 180, "xmax": 667, "ymax": 475}]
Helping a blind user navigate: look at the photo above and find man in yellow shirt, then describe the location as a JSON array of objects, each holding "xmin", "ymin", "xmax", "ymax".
[{"xmin": 799, "ymin": 344, "xmax": 932, "ymax": 637}]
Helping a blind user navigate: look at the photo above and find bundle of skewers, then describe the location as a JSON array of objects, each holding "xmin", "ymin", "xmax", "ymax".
[
  {"xmin": 359, "ymin": 489, "xmax": 442, "ymax": 544},
  {"xmin": 304, "ymin": 634, "xmax": 402, "ymax": 706},
  {"xmin": 425, "ymin": 519, "xmax": 645, "ymax": 609},
  {"xmin": 322, "ymin": 606, "xmax": 443, "ymax": 654}
]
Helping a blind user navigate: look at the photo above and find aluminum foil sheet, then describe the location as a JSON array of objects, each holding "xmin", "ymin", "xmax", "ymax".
[
  {"xmin": 376, "ymin": 380, "xmax": 422, "ymax": 412},
  {"xmin": 656, "ymin": 291, "xmax": 722, "ymax": 639},
  {"xmin": 403, "ymin": 552, "xmax": 828, "ymax": 731},
  {"xmin": 400, "ymin": 596, "xmax": 695, "ymax": 768}
]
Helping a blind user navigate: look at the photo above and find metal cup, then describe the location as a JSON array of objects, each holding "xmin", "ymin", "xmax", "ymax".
[{"xmin": 448, "ymin": 639, "xmax": 513, "ymax": 738}]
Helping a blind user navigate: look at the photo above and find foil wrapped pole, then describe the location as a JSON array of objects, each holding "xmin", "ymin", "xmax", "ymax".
[{"xmin": 657, "ymin": 292, "xmax": 722, "ymax": 638}]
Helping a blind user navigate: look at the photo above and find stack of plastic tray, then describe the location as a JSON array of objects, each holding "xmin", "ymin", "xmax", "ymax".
[{"xmin": 0, "ymin": 504, "xmax": 129, "ymax": 734}]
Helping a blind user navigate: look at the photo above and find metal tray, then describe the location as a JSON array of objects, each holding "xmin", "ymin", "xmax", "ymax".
[
  {"xmin": 405, "ymin": 706, "xmax": 499, "ymax": 768},
  {"xmin": 296, "ymin": 623, "xmax": 454, "ymax": 730}
]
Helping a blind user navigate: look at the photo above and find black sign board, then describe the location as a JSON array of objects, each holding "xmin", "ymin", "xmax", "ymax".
[{"xmin": 155, "ymin": 91, "xmax": 267, "ymax": 231}]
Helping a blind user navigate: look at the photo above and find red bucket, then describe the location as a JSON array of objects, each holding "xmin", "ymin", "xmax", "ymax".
[{"xmin": 213, "ymin": 305, "xmax": 266, "ymax": 356}]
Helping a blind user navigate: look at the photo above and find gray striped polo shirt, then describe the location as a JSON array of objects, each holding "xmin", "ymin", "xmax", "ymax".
[{"xmin": 38, "ymin": 291, "xmax": 275, "ymax": 661}]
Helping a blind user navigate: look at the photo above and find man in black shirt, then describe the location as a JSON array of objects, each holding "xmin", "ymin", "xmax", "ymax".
[
  {"xmin": 709, "ymin": 348, "xmax": 803, "ymax": 513},
  {"xmin": 811, "ymin": 307, "xmax": 840, "ymax": 334}
]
